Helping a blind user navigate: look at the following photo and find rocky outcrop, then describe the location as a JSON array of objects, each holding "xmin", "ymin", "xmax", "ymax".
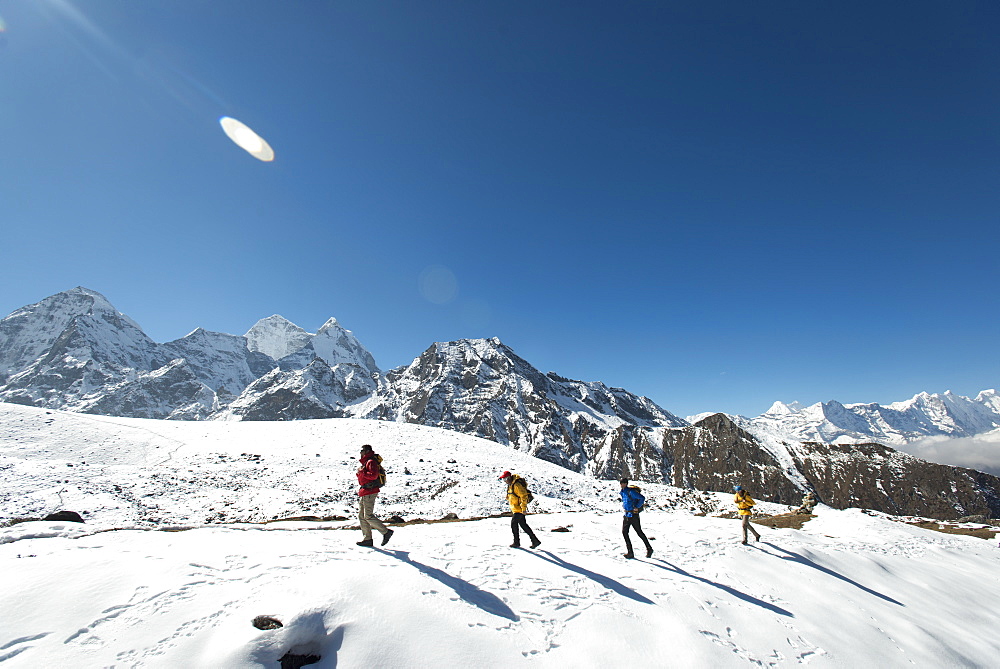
[
  {"xmin": 790, "ymin": 441, "xmax": 1000, "ymax": 519},
  {"xmin": 221, "ymin": 358, "xmax": 380, "ymax": 421},
  {"xmin": 80, "ymin": 359, "xmax": 217, "ymax": 420},
  {"xmin": 652, "ymin": 414, "xmax": 805, "ymax": 505},
  {"xmin": 360, "ymin": 338, "xmax": 687, "ymax": 478},
  {"xmin": 161, "ymin": 328, "xmax": 275, "ymax": 397}
]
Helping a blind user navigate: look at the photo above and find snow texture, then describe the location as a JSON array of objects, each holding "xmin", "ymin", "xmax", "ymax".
[{"xmin": 2, "ymin": 404, "xmax": 999, "ymax": 667}]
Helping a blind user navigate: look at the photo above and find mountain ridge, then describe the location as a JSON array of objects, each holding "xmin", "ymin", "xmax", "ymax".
[{"xmin": 2, "ymin": 287, "xmax": 999, "ymax": 519}]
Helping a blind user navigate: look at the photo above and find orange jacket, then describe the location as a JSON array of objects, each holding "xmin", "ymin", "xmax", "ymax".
[
  {"xmin": 735, "ymin": 490, "xmax": 755, "ymax": 516},
  {"xmin": 506, "ymin": 476, "xmax": 530, "ymax": 514}
]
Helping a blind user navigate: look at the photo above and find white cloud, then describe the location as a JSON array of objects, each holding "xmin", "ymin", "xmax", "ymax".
[{"xmin": 898, "ymin": 430, "xmax": 1000, "ymax": 476}]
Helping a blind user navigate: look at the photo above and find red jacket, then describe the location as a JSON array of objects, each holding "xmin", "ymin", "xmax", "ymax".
[{"xmin": 357, "ymin": 453, "xmax": 382, "ymax": 497}]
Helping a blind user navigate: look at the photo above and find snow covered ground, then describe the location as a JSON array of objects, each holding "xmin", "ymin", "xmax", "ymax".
[{"xmin": 3, "ymin": 404, "xmax": 1000, "ymax": 667}]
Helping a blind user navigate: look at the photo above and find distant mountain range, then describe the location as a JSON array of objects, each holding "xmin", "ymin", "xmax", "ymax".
[
  {"xmin": 701, "ymin": 391, "xmax": 1000, "ymax": 449},
  {"xmin": 2, "ymin": 287, "xmax": 998, "ymax": 519}
]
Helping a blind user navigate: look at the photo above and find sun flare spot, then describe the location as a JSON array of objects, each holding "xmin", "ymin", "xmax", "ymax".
[{"xmin": 219, "ymin": 116, "xmax": 274, "ymax": 162}]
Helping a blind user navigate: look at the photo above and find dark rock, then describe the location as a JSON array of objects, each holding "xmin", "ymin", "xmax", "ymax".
[
  {"xmin": 251, "ymin": 615, "xmax": 283, "ymax": 630},
  {"xmin": 279, "ymin": 652, "xmax": 321, "ymax": 669},
  {"xmin": 551, "ymin": 527, "xmax": 571, "ymax": 532},
  {"xmin": 386, "ymin": 515, "xmax": 405, "ymax": 523},
  {"xmin": 790, "ymin": 442, "xmax": 1000, "ymax": 520},
  {"xmin": 440, "ymin": 512, "xmax": 459, "ymax": 520},
  {"xmin": 43, "ymin": 511, "xmax": 84, "ymax": 523}
]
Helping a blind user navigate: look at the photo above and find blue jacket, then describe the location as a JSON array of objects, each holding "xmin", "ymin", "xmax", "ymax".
[{"xmin": 620, "ymin": 487, "xmax": 645, "ymax": 517}]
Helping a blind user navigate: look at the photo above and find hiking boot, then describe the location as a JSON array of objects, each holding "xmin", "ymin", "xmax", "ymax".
[
  {"xmin": 510, "ymin": 542, "xmax": 521, "ymax": 548},
  {"xmin": 754, "ymin": 534, "xmax": 761, "ymax": 542},
  {"xmin": 381, "ymin": 529, "xmax": 394, "ymax": 546},
  {"xmin": 645, "ymin": 548, "xmax": 653, "ymax": 558},
  {"xmin": 623, "ymin": 552, "xmax": 635, "ymax": 559},
  {"xmin": 356, "ymin": 539, "xmax": 374, "ymax": 547},
  {"xmin": 741, "ymin": 540, "xmax": 748, "ymax": 545},
  {"xmin": 529, "ymin": 538, "xmax": 541, "ymax": 549}
]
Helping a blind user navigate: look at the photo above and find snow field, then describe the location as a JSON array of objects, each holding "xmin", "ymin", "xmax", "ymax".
[
  {"xmin": 0, "ymin": 404, "xmax": 726, "ymax": 526},
  {"xmin": 3, "ymin": 403, "xmax": 1000, "ymax": 667},
  {"xmin": 3, "ymin": 507, "xmax": 999, "ymax": 667}
]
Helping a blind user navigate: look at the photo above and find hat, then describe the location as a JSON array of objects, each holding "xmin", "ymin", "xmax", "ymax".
[
  {"xmin": 734, "ymin": 485, "xmax": 743, "ymax": 492},
  {"xmin": 360, "ymin": 444, "xmax": 373, "ymax": 453},
  {"xmin": 499, "ymin": 470, "xmax": 512, "ymax": 480},
  {"xmin": 619, "ymin": 478, "xmax": 629, "ymax": 485}
]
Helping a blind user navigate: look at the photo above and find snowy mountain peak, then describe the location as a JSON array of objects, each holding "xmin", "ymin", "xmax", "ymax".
[
  {"xmin": 0, "ymin": 286, "xmax": 152, "ymax": 379},
  {"xmin": 745, "ymin": 388, "xmax": 1000, "ymax": 451},
  {"xmin": 764, "ymin": 400, "xmax": 803, "ymax": 416},
  {"xmin": 317, "ymin": 317, "xmax": 340, "ymax": 332},
  {"xmin": 308, "ymin": 319, "xmax": 379, "ymax": 375},
  {"xmin": 245, "ymin": 315, "xmax": 312, "ymax": 361}
]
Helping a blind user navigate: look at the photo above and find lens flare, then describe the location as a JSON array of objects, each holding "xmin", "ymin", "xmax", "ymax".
[
  {"xmin": 419, "ymin": 265, "xmax": 459, "ymax": 305},
  {"xmin": 219, "ymin": 116, "xmax": 274, "ymax": 162}
]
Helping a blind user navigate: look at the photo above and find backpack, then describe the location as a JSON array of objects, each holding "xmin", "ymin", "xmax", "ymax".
[
  {"xmin": 362, "ymin": 455, "xmax": 387, "ymax": 489},
  {"xmin": 512, "ymin": 476, "xmax": 534, "ymax": 504},
  {"xmin": 628, "ymin": 486, "xmax": 645, "ymax": 513}
]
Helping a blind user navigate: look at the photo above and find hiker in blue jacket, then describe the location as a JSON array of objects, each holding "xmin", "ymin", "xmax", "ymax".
[{"xmin": 620, "ymin": 478, "xmax": 653, "ymax": 559}]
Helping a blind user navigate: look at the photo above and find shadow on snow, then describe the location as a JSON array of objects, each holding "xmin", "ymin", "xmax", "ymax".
[
  {"xmin": 527, "ymin": 550, "xmax": 656, "ymax": 605},
  {"xmin": 760, "ymin": 543, "xmax": 903, "ymax": 606},
  {"xmin": 380, "ymin": 549, "xmax": 520, "ymax": 621},
  {"xmin": 646, "ymin": 558, "xmax": 795, "ymax": 617}
]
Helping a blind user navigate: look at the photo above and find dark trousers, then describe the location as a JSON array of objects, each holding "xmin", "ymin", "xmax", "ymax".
[
  {"xmin": 623, "ymin": 514, "xmax": 651, "ymax": 554},
  {"xmin": 511, "ymin": 513, "xmax": 536, "ymax": 543}
]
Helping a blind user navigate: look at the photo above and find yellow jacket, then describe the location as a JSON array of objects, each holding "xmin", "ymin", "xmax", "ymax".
[
  {"xmin": 507, "ymin": 476, "xmax": 530, "ymax": 514},
  {"xmin": 735, "ymin": 491, "xmax": 755, "ymax": 516}
]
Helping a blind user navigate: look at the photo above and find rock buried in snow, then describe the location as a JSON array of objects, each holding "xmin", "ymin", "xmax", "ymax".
[
  {"xmin": 440, "ymin": 512, "xmax": 459, "ymax": 520},
  {"xmin": 387, "ymin": 515, "xmax": 405, "ymax": 523},
  {"xmin": 251, "ymin": 615, "xmax": 283, "ymax": 630},
  {"xmin": 551, "ymin": 526, "xmax": 571, "ymax": 532},
  {"xmin": 280, "ymin": 651, "xmax": 321, "ymax": 668},
  {"xmin": 44, "ymin": 511, "xmax": 85, "ymax": 523}
]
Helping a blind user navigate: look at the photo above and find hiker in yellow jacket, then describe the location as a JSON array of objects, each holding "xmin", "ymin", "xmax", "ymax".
[
  {"xmin": 734, "ymin": 485, "xmax": 761, "ymax": 545},
  {"xmin": 500, "ymin": 470, "xmax": 540, "ymax": 549}
]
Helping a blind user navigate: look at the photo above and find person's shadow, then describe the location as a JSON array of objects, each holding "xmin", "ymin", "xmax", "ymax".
[
  {"xmin": 645, "ymin": 558, "xmax": 794, "ymax": 617},
  {"xmin": 380, "ymin": 549, "xmax": 520, "ymax": 621},
  {"xmin": 759, "ymin": 543, "xmax": 903, "ymax": 606},
  {"xmin": 525, "ymin": 550, "xmax": 655, "ymax": 605}
]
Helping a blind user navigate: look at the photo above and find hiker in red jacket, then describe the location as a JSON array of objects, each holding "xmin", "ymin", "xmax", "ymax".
[{"xmin": 356, "ymin": 444, "xmax": 393, "ymax": 547}]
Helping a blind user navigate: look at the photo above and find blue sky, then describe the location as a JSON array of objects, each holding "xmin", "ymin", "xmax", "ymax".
[{"xmin": 1, "ymin": 1, "xmax": 998, "ymax": 418}]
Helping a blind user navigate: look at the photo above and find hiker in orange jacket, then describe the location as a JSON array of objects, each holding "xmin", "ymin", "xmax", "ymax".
[
  {"xmin": 500, "ymin": 470, "xmax": 540, "ymax": 549},
  {"xmin": 734, "ymin": 485, "xmax": 761, "ymax": 544}
]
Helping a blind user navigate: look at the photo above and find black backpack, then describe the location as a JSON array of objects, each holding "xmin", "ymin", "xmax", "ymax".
[
  {"xmin": 510, "ymin": 476, "xmax": 534, "ymax": 504},
  {"xmin": 520, "ymin": 477, "xmax": 534, "ymax": 504}
]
